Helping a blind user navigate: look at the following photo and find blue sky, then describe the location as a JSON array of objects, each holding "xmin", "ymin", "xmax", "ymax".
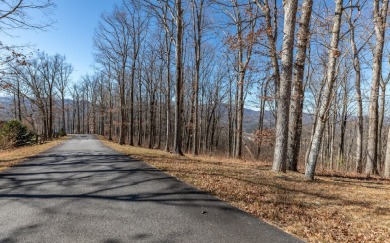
[{"xmin": 3, "ymin": 0, "xmax": 121, "ymax": 83}]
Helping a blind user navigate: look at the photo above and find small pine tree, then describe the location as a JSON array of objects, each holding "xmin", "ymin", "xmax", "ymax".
[
  {"xmin": 0, "ymin": 120, "xmax": 35, "ymax": 149},
  {"xmin": 59, "ymin": 128, "xmax": 67, "ymax": 137}
]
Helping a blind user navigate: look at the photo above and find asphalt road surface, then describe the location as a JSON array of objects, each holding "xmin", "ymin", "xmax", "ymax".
[{"xmin": 0, "ymin": 135, "xmax": 302, "ymax": 243}]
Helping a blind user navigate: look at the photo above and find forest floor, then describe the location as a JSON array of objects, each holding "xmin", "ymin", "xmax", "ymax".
[
  {"xmin": 0, "ymin": 136, "xmax": 70, "ymax": 171},
  {"xmin": 100, "ymin": 137, "xmax": 390, "ymax": 243}
]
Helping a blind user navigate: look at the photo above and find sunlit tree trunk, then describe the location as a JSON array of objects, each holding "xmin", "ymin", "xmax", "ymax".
[
  {"xmin": 384, "ymin": 127, "xmax": 390, "ymax": 178},
  {"xmin": 348, "ymin": 8, "xmax": 364, "ymax": 173},
  {"xmin": 305, "ymin": 0, "xmax": 343, "ymax": 180},
  {"xmin": 286, "ymin": 0, "xmax": 313, "ymax": 171},
  {"xmin": 366, "ymin": 0, "xmax": 389, "ymax": 176},
  {"xmin": 272, "ymin": 0, "xmax": 298, "ymax": 172}
]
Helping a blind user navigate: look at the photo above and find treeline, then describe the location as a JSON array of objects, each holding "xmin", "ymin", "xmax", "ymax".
[
  {"xmin": 6, "ymin": 52, "xmax": 72, "ymax": 140},
  {"xmin": 2, "ymin": 0, "xmax": 390, "ymax": 180}
]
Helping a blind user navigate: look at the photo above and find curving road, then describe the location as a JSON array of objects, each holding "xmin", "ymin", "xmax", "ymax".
[{"xmin": 0, "ymin": 135, "xmax": 302, "ymax": 243}]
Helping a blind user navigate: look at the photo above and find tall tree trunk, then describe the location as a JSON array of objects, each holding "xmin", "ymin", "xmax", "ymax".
[
  {"xmin": 164, "ymin": 31, "xmax": 172, "ymax": 152},
  {"xmin": 384, "ymin": 127, "xmax": 390, "ymax": 178},
  {"xmin": 233, "ymin": 79, "xmax": 239, "ymax": 156},
  {"xmin": 173, "ymin": 0, "xmax": 184, "ymax": 155},
  {"xmin": 377, "ymin": 82, "xmax": 386, "ymax": 172},
  {"xmin": 330, "ymin": 104, "xmax": 337, "ymax": 170},
  {"xmin": 305, "ymin": 0, "xmax": 343, "ymax": 180},
  {"xmin": 286, "ymin": 0, "xmax": 313, "ymax": 171},
  {"xmin": 236, "ymin": 70, "xmax": 244, "ymax": 159},
  {"xmin": 192, "ymin": 0, "xmax": 203, "ymax": 156},
  {"xmin": 49, "ymin": 90, "xmax": 53, "ymax": 139},
  {"xmin": 119, "ymin": 69, "xmax": 126, "ymax": 145},
  {"xmin": 233, "ymin": 1, "xmax": 256, "ymax": 159},
  {"xmin": 348, "ymin": 9, "xmax": 364, "ymax": 173},
  {"xmin": 149, "ymin": 91, "xmax": 156, "ymax": 149},
  {"xmin": 257, "ymin": 81, "xmax": 267, "ymax": 159},
  {"xmin": 158, "ymin": 83, "xmax": 162, "ymax": 148},
  {"xmin": 129, "ymin": 63, "xmax": 135, "ymax": 146},
  {"xmin": 228, "ymin": 76, "xmax": 233, "ymax": 157},
  {"xmin": 338, "ymin": 84, "xmax": 348, "ymax": 164},
  {"xmin": 77, "ymin": 99, "xmax": 81, "ymax": 134},
  {"xmin": 17, "ymin": 78, "xmax": 22, "ymax": 121},
  {"xmin": 108, "ymin": 80, "xmax": 113, "ymax": 141},
  {"xmin": 272, "ymin": 0, "xmax": 298, "ymax": 172},
  {"xmin": 366, "ymin": 0, "xmax": 389, "ymax": 176},
  {"xmin": 61, "ymin": 93, "xmax": 66, "ymax": 133},
  {"xmin": 137, "ymin": 68, "xmax": 143, "ymax": 146}
]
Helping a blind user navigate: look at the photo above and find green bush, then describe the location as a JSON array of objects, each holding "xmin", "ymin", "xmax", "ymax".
[
  {"xmin": 0, "ymin": 120, "xmax": 35, "ymax": 149},
  {"xmin": 59, "ymin": 128, "xmax": 66, "ymax": 137}
]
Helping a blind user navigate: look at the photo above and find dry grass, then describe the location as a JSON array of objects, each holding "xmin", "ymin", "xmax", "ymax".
[
  {"xmin": 100, "ymin": 138, "xmax": 390, "ymax": 243},
  {"xmin": 0, "ymin": 136, "xmax": 70, "ymax": 171}
]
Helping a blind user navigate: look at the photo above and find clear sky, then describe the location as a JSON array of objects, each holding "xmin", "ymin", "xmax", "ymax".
[{"xmin": 2, "ymin": 0, "xmax": 121, "ymax": 84}]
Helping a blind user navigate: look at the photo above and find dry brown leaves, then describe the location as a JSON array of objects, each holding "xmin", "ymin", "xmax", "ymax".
[
  {"xmin": 100, "ymin": 137, "xmax": 390, "ymax": 243},
  {"xmin": 0, "ymin": 136, "xmax": 70, "ymax": 171}
]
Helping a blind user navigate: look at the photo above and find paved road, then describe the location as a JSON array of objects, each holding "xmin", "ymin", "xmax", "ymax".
[{"xmin": 0, "ymin": 135, "xmax": 302, "ymax": 243}]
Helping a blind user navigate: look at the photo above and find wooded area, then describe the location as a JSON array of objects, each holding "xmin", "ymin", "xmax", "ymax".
[{"xmin": 2, "ymin": 0, "xmax": 390, "ymax": 180}]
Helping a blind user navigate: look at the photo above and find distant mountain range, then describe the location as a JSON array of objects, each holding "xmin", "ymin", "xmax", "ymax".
[
  {"xmin": 219, "ymin": 104, "xmax": 314, "ymax": 133},
  {"xmin": 0, "ymin": 96, "xmax": 314, "ymax": 133},
  {"xmin": 0, "ymin": 96, "xmax": 13, "ymax": 120}
]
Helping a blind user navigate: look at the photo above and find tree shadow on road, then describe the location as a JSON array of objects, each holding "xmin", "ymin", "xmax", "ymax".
[
  {"xmin": 0, "ymin": 152, "xmax": 239, "ymax": 211},
  {"xmin": 0, "ymin": 149, "xmax": 302, "ymax": 243}
]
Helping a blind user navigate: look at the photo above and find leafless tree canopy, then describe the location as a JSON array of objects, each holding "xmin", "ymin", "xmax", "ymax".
[{"xmin": 0, "ymin": 0, "xmax": 54, "ymax": 33}]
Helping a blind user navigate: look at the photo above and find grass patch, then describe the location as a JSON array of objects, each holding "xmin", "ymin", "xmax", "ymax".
[
  {"xmin": 0, "ymin": 136, "xmax": 71, "ymax": 171},
  {"xmin": 100, "ymin": 137, "xmax": 390, "ymax": 242}
]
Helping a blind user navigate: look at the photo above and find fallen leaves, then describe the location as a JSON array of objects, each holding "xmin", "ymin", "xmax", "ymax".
[
  {"xmin": 0, "ymin": 136, "xmax": 70, "ymax": 171},
  {"xmin": 100, "ymin": 137, "xmax": 390, "ymax": 243}
]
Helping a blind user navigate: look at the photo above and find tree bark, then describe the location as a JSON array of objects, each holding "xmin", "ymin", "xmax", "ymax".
[
  {"xmin": 272, "ymin": 0, "xmax": 298, "ymax": 172},
  {"xmin": 384, "ymin": 127, "xmax": 390, "ymax": 178},
  {"xmin": 377, "ymin": 81, "xmax": 386, "ymax": 172},
  {"xmin": 286, "ymin": 0, "xmax": 313, "ymax": 171},
  {"xmin": 338, "ymin": 81, "xmax": 348, "ymax": 164},
  {"xmin": 119, "ymin": 69, "xmax": 127, "ymax": 145},
  {"xmin": 305, "ymin": 0, "xmax": 343, "ymax": 180},
  {"xmin": 191, "ymin": 0, "xmax": 203, "ymax": 156},
  {"xmin": 366, "ymin": 0, "xmax": 389, "ymax": 176},
  {"xmin": 348, "ymin": 9, "xmax": 364, "ymax": 173},
  {"xmin": 173, "ymin": 0, "xmax": 184, "ymax": 156}
]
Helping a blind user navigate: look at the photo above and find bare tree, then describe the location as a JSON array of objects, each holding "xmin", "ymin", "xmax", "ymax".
[
  {"xmin": 0, "ymin": 0, "xmax": 54, "ymax": 90},
  {"xmin": 286, "ymin": 0, "xmax": 313, "ymax": 171},
  {"xmin": 305, "ymin": 0, "xmax": 343, "ymax": 180},
  {"xmin": 271, "ymin": 0, "xmax": 298, "ymax": 172},
  {"xmin": 366, "ymin": 0, "xmax": 389, "ymax": 176},
  {"xmin": 94, "ymin": 5, "xmax": 133, "ymax": 144},
  {"xmin": 0, "ymin": 0, "xmax": 54, "ymax": 33},
  {"xmin": 222, "ymin": 0, "xmax": 258, "ymax": 159},
  {"xmin": 39, "ymin": 52, "xmax": 61, "ymax": 139},
  {"xmin": 10, "ymin": 55, "xmax": 48, "ymax": 138},
  {"xmin": 190, "ymin": 0, "xmax": 207, "ymax": 156},
  {"xmin": 173, "ymin": 0, "xmax": 184, "ymax": 155},
  {"xmin": 254, "ymin": 0, "xmax": 280, "ymax": 101},
  {"xmin": 56, "ymin": 55, "xmax": 73, "ymax": 134},
  {"xmin": 346, "ymin": 1, "xmax": 370, "ymax": 173},
  {"xmin": 122, "ymin": 1, "xmax": 148, "ymax": 146},
  {"xmin": 141, "ymin": 0, "xmax": 185, "ymax": 155}
]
